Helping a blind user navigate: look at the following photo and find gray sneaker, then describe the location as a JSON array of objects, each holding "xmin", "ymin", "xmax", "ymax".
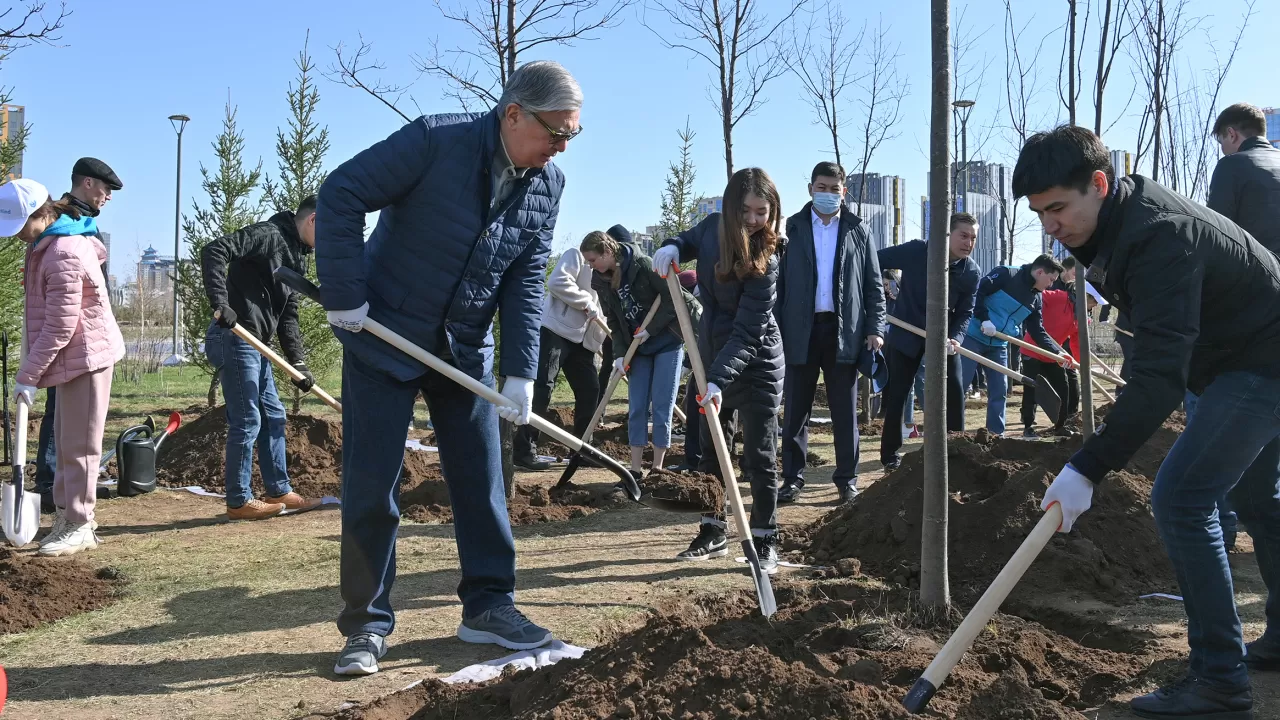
[
  {"xmin": 457, "ymin": 605, "xmax": 553, "ymax": 650},
  {"xmin": 334, "ymin": 632, "xmax": 387, "ymax": 676}
]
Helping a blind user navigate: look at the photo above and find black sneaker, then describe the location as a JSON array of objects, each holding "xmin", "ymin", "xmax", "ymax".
[
  {"xmin": 882, "ymin": 456, "xmax": 901, "ymax": 472},
  {"xmin": 1023, "ymin": 426, "xmax": 1039, "ymax": 439},
  {"xmin": 676, "ymin": 524, "xmax": 728, "ymax": 561},
  {"xmin": 777, "ymin": 479, "xmax": 804, "ymax": 504},
  {"xmin": 514, "ymin": 456, "xmax": 551, "ymax": 472},
  {"xmin": 838, "ymin": 484, "xmax": 859, "ymax": 504},
  {"xmin": 1129, "ymin": 675, "xmax": 1252, "ymax": 719},
  {"xmin": 753, "ymin": 532, "xmax": 780, "ymax": 575},
  {"xmin": 1245, "ymin": 635, "xmax": 1280, "ymax": 671}
]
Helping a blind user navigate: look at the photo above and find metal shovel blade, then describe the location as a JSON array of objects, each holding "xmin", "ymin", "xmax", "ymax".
[
  {"xmin": 1031, "ymin": 374, "xmax": 1063, "ymax": 424},
  {"xmin": 638, "ymin": 493, "xmax": 716, "ymax": 514},
  {"xmin": 740, "ymin": 538, "xmax": 778, "ymax": 617}
]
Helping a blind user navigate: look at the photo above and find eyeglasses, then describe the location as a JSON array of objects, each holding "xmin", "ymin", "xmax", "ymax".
[{"xmin": 529, "ymin": 111, "xmax": 583, "ymax": 144}]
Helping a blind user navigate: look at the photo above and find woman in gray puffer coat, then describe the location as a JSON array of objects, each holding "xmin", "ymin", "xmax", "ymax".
[{"xmin": 652, "ymin": 167, "xmax": 785, "ymax": 572}]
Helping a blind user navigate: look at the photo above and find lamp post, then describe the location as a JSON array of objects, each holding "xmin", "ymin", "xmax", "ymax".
[
  {"xmin": 167, "ymin": 114, "xmax": 189, "ymax": 366},
  {"xmin": 951, "ymin": 99, "xmax": 975, "ymax": 211}
]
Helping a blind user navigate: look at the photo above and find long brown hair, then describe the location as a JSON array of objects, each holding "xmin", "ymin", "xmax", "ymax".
[
  {"xmin": 717, "ymin": 167, "xmax": 781, "ymax": 282},
  {"xmin": 579, "ymin": 230, "xmax": 623, "ymax": 290}
]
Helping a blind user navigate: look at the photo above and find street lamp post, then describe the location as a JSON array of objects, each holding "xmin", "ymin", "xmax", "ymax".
[
  {"xmin": 167, "ymin": 114, "xmax": 189, "ymax": 366},
  {"xmin": 952, "ymin": 100, "xmax": 975, "ymax": 210}
]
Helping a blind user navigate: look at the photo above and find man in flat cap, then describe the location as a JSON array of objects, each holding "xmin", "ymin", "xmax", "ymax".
[{"xmin": 35, "ymin": 157, "xmax": 122, "ymax": 513}]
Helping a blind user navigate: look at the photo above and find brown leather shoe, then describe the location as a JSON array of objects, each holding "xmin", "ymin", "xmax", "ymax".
[
  {"xmin": 265, "ymin": 492, "xmax": 322, "ymax": 513},
  {"xmin": 228, "ymin": 498, "xmax": 286, "ymax": 521}
]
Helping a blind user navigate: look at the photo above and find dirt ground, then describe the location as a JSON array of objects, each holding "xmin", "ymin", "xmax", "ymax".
[{"xmin": 2, "ymin": 401, "xmax": 1278, "ymax": 719}]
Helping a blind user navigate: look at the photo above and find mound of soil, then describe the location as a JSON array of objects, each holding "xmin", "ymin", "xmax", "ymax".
[
  {"xmin": 644, "ymin": 469, "xmax": 725, "ymax": 512},
  {"xmin": 801, "ymin": 435, "xmax": 1177, "ymax": 606},
  {"xmin": 0, "ymin": 548, "xmax": 119, "ymax": 633},
  {"xmin": 318, "ymin": 581, "xmax": 1160, "ymax": 720},
  {"xmin": 859, "ymin": 418, "xmax": 884, "ymax": 438}
]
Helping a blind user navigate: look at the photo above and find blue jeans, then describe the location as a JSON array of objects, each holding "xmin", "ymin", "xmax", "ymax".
[
  {"xmin": 204, "ymin": 325, "xmax": 292, "ymax": 508},
  {"xmin": 339, "ymin": 349, "xmax": 515, "ymax": 637},
  {"xmin": 35, "ymin": 386, "xmax": 57, "ymax": 495},
  {"xmin": 1184, "ymin": 391, "xmax": 1238, "ymax": 537},
  {"xmin": 1154, "ymin": 371, "xmax": 1280, "ymax": 690},
  {"xmin": 960, "ymin": 337, "xmax": 1008, "ymax": 435},
  {"xmin": 904, "ymin": 364, "xmax": 926, "ymax": 426},
  {"xmin": 627, "ymin": 347, "xmax": 684, "ymax": 448}
]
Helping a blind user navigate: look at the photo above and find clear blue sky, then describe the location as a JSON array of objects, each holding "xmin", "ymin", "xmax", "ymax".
[{"xmin": 6, "ymin": 0, "xmax": 1275, "ymax": 280}]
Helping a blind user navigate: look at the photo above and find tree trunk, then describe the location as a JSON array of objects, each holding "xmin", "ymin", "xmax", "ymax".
[
  {"xmin": 1151, "ymin": 0, "xmax": 1164, "ymax": 182},
  {"xmin": 208, "ymin": 369, "xmax": 220, "ymax": 408},
  {"xmin": 505, "ymin": 0, "xmax": 517, "ymax": 82},
  {"xmin": 1068, "ymin": 0, "xmax": 1077, "ymax": 125},
  {"xmin": 1068, "ymin": 0, "xmax": 1095, "ymax": 436},
  {"xmin": 921, "ymin": 0, "xmax": 952, "ymax": 612},
  {"xmin": 1095, "ymin": 0, "xmax": 1113, "ymax": 135},
  {"xmin": 293, "ymin": 386, "xmax": 301, "ymax": 415},
  {"xmin": 722, "ymin": 104, "xmax": 734, "ymax": 182}
]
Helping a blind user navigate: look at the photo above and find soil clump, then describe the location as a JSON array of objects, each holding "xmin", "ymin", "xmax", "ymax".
[
  {"xmin": 0, "ymin": 548, "xmax": 119, "ymax": 633},
  {"xmin": 643, "ymin": 469, "xmax": 725, "ymax": 512}
]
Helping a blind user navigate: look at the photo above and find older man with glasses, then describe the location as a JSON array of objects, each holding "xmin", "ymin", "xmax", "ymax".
[{"xmin": 316, "ymin": 60, "xmax": 581, "ymax": 676}]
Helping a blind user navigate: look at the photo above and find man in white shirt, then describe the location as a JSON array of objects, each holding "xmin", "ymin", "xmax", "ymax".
[{"xmin": 776, "ymin": 162, "xmax": 887, "ymax": 504}]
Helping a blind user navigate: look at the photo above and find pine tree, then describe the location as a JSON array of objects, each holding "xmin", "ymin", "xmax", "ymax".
[
  {"xmin": 262, "ymin": 34, "xmax": 337, "ymax": 412},
  {"xmin": 176, "ymin": 98, "xmax": 265, "ymax": 405},
  {"xmin": 656, "ymin": 121, "xmax": 700, "ymax": 243},
  {"xmin": 0, "ymin": 74, "xmax": 34, "ymax": 363}
]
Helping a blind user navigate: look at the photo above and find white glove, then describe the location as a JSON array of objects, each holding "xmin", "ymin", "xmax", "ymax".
[
  {"xmin": 13, "ymin": 383, "xmax": 36, "ymax": 407},
  {"xmin": 698, "ymin": 382, "xmax": 723, "ymax": 413},
  {"xmin": 1041, "ymin": 464, "xmax": 1094, "ymax": 533},
  {"xmin": 327, "ymin": 302, "xmax": 370, "ymax": 333},
  {"xmin": 1058, "ymin": 353, "xmax": 1078, "ymax": 370},
  {"xmin": 497, "ymin": 377, "xmax": 535, "ymax": 426},
  {"xmin": 632, "ymin": 328, "xmax": 650, "ymax": 344},
  {"xmin": 613, "ymin": 357, "xmax": 627, "ymax": 374},
  {"xmin": 586, "ymin": 305, "xmax": 604, "ymax": 322},
  {"xmin": 653, "ymin": 246, "xmax": 681, "ymax": 278},
  {"xmin": 946, "ymin": 339, "xmax": 960, "ymax": 356},
  {"xmin": 980, "ymin": 320, "xmax": 997, "ymax": 337}
]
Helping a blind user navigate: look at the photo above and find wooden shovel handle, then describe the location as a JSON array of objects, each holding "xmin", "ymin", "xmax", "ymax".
[
  {"xmin": 579, "ymin": 299, "xmax": 662, "ymax": 443},
  {"xmin": 886, "ymin": 316, "xmax": 1034, "ymax": 385},
  {"xmin": 225, "ymin": 321, "xmax": 343, "ymax": 413}
]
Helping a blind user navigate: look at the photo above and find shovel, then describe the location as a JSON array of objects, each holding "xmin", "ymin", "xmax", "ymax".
[
  {"xmin": 663, "ymin": 268, "xmax": 777, "ymax": 617},
  {"xmin": 214, "ymin": 311, "xmax": 343, "ymax": 412},
  {"xmin": 273, "ymin": 267, "xmax": 642, "ymax": 503},
  {"xmin": 3, "ymin": 321, "xmax": 41, "ymax": 547},
  {"xmin": 988, "ymin": 328, "xmax": 1125, "ymax": 387},
  {"xmin": 886, "ymin": 316, "xmax": 1062, "ymax": 423},
  {"xmin": 557, "ymin": 298, "xmax": 662, "ymax": 487}
]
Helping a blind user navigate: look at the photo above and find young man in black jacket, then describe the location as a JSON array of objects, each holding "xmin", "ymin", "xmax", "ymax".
[
  {"xmin": 776, "ymin": 161, "xmax": 886, "ymax": 504},
  {"xmin": 201, "ymin": 196, "xmax": 323, "ymax": 521},
  {"xmin": 1209, "ymin": 103, "xmax": 1280, "ymax": 255},
  {"xmin": 1020, "ymin": 125, "xmax": 1280, "ymax": 719}
]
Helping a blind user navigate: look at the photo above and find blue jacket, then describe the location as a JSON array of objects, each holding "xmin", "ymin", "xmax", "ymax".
[
  {"xmin": 315, "ymin": 111, "xmax": 561, "ymax": 382},
  {"xmin": 966, "ymin": 263, "xmax": 1061, "ymax": 353},
  {"xmin": 876, "ymin": 240, "xmax": 980, "ymax": 357}
]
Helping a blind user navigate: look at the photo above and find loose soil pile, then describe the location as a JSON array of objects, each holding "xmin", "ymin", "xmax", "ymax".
[
  {"xmin": 643, "ymin": 469, "xmax": 725, "ymax": 512},
  {"xmin": 0, "ymin": 548, "xmax": 119, "ymax": 633},
  {"xmin": 156, "ymin": 409, "xmax": 623, "ymax": 526},
  {"xmin": 317, "ymin": 581, "xmax": 1162, "ymax": 720},
  {"xmin": 800, "ymin": 434, "xmax": 1179, "ymax": 607}
]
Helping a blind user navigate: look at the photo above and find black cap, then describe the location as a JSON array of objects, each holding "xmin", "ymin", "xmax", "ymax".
[
  {"xmin": 72, "ymin": 157, "xmax": 122, "ymax": 190},
  {"xmin": 606, "ymin": 224, "xmax": 633, "ymax": 245}
]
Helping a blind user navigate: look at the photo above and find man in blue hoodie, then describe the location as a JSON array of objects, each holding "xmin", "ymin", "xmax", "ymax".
[{"xmin": 876, "ymin": 213, "xmax": 981, "ymax": 470}]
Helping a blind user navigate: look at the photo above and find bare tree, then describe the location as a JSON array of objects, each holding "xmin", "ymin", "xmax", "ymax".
[
  {"xmin": 1058, "ymin": 0, "xmax": 1092, "ymax": 125},
  {"xmin": 998, "ymin": 0, "xmax": 1054, "ymax": 263},
  {"xmin": 948, "ymin": 6, "xmax": 996, "ymax": 210},
  {"xmin": 1128, "ymin": 0, "xmax": 1196, "ymax": 180},
  {"xmin": 645, "ymin": 0, "xmax": 803, "ymax": 181},
  {"xmin": 851, "ymin": 18, "xmax": 908, "ymax": 215},
  {"xmin": 782, "ymin": 0, "xmax": 864, "ymax": 168},
  {"xmin": 330, "ymin": 0, "xmax": 628, "ymax": 118},
  {"xmin": 1093, "ymin": 0, "xmax": 1136, "ymax": 137}
]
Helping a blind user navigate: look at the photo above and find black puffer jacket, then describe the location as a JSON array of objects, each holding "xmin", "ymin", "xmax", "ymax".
[
  {"xmin": 1069, "ymin": 175, "xmax": 1280, "ymax": 482},
  {"xmin": 201, "ymin": 211, "xmax": 310, "ymax": 363},
  {"xmin": 1207, "ymin": 136, "xmax": 1280, "ymax": 254},
  {"xmin": 663, "ymin": 213, "xmax": 784, "ymax": 410}
]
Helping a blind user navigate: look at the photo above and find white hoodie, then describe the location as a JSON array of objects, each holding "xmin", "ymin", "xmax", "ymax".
[{"xmin": 540, "ymin": 248, "xmax": 607, "ymax": 352}]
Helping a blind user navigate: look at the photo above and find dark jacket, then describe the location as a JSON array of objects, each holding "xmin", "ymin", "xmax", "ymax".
[
  {"xmin": 966, "ymin": 263, "xmax": 1061, "ymax": 353},
  {"xmin": 1069, "ymin": 175, "xmax": 1280, "ymax": 482},
  {"xmin": 1207, "ymin": 136, "xmax": 1280, "ymax": 254},
  {"xmin": 200, "ymin": 211, "xmax": 308, "ymax": 364},
  {"xmin": 663, "ymin": 214, "xmax": 784, "ymax": 410},
  {"xmin": 593, "ymin": 241, "xmax": 698, "ymax": 355},
  {"xmin": 315, "ymin": 110, "xmax": 560, "ymax": 382},
  {"xmin": 876, "ymin": 240, "xmax": 980, "ymax": 357},
  {"xmin": 778, "ymin": 203, "xmax": 887, "ymax": 365}
]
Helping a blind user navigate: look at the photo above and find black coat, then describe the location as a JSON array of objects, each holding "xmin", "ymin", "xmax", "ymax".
[
  {"xmin": 663, "ymin": 214, "xmax": 784, "ymax": 410},
  {"xmin": 1069, "ymin": 175, "xmax": 1280, "ymax": 482},
  {"xmin": 876, "ymin": 240, "xmax": 980, "ymax": 357},
  {"xmin": 200, "ymin": 211, "xmax": 309, "ymax": 364},
  {"xmin": 778, "ymin": 203, "xmax": 887, "ymax": 365},
  {"xmin": 1207, "ymin": 136, "xmax": 1280, "ymax": 255}
]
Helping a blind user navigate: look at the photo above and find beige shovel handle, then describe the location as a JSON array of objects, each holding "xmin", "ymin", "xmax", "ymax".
[
  {"xmin": 990, "ymin": 329, "xmax": 1125, "ymax": 387},
  {"xmin": 908, "ymin": 504, "xmax": 1063, "ymax": 706},
  {"xmin": 223, "ymin": 321, "xmax": 342, "ymax": 412},
  {"xmin": 591, "ymin": 316, "xmax": 611, "ymax": 336},
  {"xmin": 1089, "ymin": 351, "xmax": 1126, "ymax": 385},
  {"xmin": 580, "ymin": 299, "xmax": 662, "ymax": 443},
  {"xmin": 887, "ymin": 316, "xmax": 1034, "ymax": 384},
  {"xmin": 1091, "ymin": 373, "xmax": 1116, "ymax": 403},
  {"xmin": 1108, "ymin": 323, "xmax": 1134, "ymax": 338}
]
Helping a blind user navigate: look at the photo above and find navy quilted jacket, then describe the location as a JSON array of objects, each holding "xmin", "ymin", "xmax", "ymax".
[
  {"xmin": 315, "ymin": 111, "xmax": 561, "ymax": 382},
  {"xmin": 663, "ymin": 214, "xmax": 784, "ymax": 411}
]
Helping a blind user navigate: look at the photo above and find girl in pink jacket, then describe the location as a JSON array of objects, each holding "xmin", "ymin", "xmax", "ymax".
[{"xmin": 6, "ymin": 179, "xmax": 125, "ymax": 556}]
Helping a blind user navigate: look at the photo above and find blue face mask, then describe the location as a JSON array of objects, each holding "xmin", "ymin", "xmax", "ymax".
[{"xmin": 812, "ymin": 191, "xmax": 842, "ymax": 215}]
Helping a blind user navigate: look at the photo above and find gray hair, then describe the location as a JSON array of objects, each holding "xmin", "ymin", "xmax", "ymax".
[{"xmin": 497, "ymin": 60, "xmax": 582, "ymax": 114}]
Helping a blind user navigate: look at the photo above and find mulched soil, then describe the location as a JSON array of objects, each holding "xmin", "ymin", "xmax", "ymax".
[
  {"xmin": 315, "ymin": 581, "xmax": 1165, "ymax": 720},
  {"xmin": 642, "ymin": 469, "xmax": 725, "ymax": 512},
  {"xmin": 0, "ymin": 548, "xmax": 119, "ymax": 633}
]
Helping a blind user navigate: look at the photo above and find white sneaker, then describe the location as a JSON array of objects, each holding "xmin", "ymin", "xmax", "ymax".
[
  {"xmin": 38, "ymin": 521, "xmax": 101, "ymax": 557},
  {"xmin": 41, "ymin": 508, "xmax": 68, "ymax": 546}
]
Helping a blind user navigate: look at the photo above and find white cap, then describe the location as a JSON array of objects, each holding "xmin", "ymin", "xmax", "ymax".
[
  {"xmin": 1085, "ymin": 281, "xmax": 1107, "ymax": 306},
  {"xmin": 0, "ymin": 178, "xmax": 50, "ymax": 238}
]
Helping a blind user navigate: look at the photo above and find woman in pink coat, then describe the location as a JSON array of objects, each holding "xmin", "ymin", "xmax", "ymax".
[{"xmin": 4, "ymin": 178, "xmax": 125, "ymax": 556}]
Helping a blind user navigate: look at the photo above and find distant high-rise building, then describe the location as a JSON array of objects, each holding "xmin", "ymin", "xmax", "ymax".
[
  {"xmin": 1264, "ymin": 107, "xmax": 1280, "ymax": 148},
  {"xmin": 846, "ymin": 173, "xmax": 906, "ymax": 249},
  {"xmin": 1, "ymin": 104, "xmax": 25, "ymax": 179},
  {"xmin": 692, "ymin": 196, "xmax": 723, "ymax": 223},
  {"xmin": 923, "ymin": 162, "xmax": 1012, "ymax": 270},
  {"xmin": 1045, "ymin": 148, "xmax": 1133, "ymax": 259},
  {"xmin": 136, "ymin": 245, "xmax": 177, "ymax": 296}
]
